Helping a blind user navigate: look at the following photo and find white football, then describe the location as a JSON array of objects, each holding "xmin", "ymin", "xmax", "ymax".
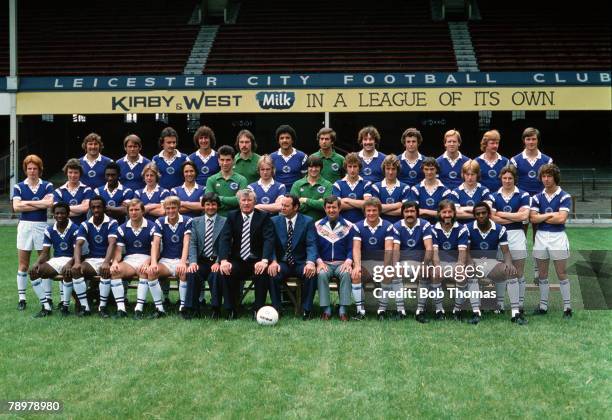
[{"xmin": 256, "ymin": 306, "xmax": 279, "ymax": 326}]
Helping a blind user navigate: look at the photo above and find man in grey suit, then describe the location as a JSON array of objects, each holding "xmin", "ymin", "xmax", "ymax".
[{"xmin": 185, "ymin": 192, "xmax": 226, "ymax": 319}]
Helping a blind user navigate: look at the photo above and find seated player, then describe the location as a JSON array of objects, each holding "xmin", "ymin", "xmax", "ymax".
[
  {"xmin": 28, "ymin": 202, "xmax": 82, "ymax": 317},
  {"xmin": 475, "ymin": 130, "xmax": 509, "ymax": 193},
  {"xmin": 117, "ymin": 134, "xmax": 151, "ymax": 191},
  {"xmin": 436, "ymin": 129, "xmax": 470, "ymax": 190},
  {"xmin": 94, "ymin": 162, "xmax": 134, "ymax": 225},
  {"xmin": 153, "ymin": 126, "xmax": 189, "ymax": 190},
  {"xmin": 189, "ymin": 125, "xmax": 220, "ymax": 186},
  {"xmin": 490, "ymin": 165, "xmax": 531, "ymax": 313},
  {"xmin": 12, "ymin": 154, "xmax": 54, "ymax": 310},
  {"xmin": 71, "ymin": 196, "xmax": 119, "ymax": 318},
  {"xmin": 388, "ymin": 201, "xmax": 434, "ymax": 323},
  {"xmin": 134, "ymin": 162, "xmax": 171, "ymax": 223},
  {"xmin": 466, "ymin": 202, "xmax": 526, "ymax": 325},
  {"xmin": 332, "ymin": 152, "xmax": 372, "ymax": 224},
  {"xmin": 398, "ymin": 127, "xmax": 426, "ymax": 187},
  {"xmin": 149, "ymin": 196, "xmax": 192, "ymax": 314},
  {"xmin": 449, "ymin": 160, "xmax": 492, "ymax": 225},
  {"xmin": 270, "ymin": 125, "xmax": 307, "ymax": 191},
  {"xmin": 110, "ymin": 199, "xmax": 162, "ymax": 319},
  {"xmin": 357, "ymin": 126, "xmax": 386, "ymax": 183},
  {"xmin": 351, "ymin": 198, "xmax": 395, "ymax": 320},
  {"xmin": 410, "ymin": 157, "xmax": 451, "ymax": 224},
  {"xmin": 290, "ymin": 155, "xmax": 333, "ymax": 221},
  {"xmin": 430, "ymin": 200, "xmax": 469, "ymax": 320},
  {"xmin": 79, "ymin": 132, "xmax": 113, "ymax": 190},
  {"xmin": 249, "ymin": 154, "xmax": 286, "ymax": 214},
  {"xmin": 53, "ymin": 158, "xmax": 92, "ymax": 225},
  {"xmin": 369, "ymin": 154, "xmax": 410, "ymax": 223},
  {"xmin": 529, "ymin": 163, "xmax": 572, "ymax": 319},
  {"xmin": 172, "ymin": 161, "xmax": 205, "ymax": 218}
]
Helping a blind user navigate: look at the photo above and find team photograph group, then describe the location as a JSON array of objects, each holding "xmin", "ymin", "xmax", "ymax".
[{"xmin": 12, "ymin": 124, "xmax": 573, "ymax": 325}]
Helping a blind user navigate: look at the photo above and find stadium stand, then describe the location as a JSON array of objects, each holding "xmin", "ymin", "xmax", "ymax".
[
  {"xmin": 204, "ymin": 0, "xmax": 458, "ymax": 73},
  {"xmin": 0, "ymin": 0, "xmax": 199, "ymax": 76},
  {"xmin": 470, "ymin": 0, "xmax": 611, "ymax": 71}
]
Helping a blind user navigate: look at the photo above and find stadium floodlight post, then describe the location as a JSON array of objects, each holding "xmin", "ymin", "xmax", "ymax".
[{"xmin": 8, "ymin": 0, "xmax": 18, "ymax": 197}]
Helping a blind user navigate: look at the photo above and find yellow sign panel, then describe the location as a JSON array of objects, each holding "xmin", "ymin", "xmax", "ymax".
[{"xmin": 16, "ymin": 87, "xmax": 611, "ymax": 114}]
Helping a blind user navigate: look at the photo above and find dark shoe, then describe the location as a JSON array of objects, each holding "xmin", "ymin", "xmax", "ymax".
[
  {"xmin": 533, "ymin": 308, "xmax": 548, "ymax": 316},
  {"xmin": 435, "ymin": 311, "xmax": 446, "ymax": 321},
  {"xmin": 519, "ymin": 307, "xmax": 525, "ymax": 314},
  {"xmin": 563, "ymin": 308, "xmax": 573, "ymax": 319},
  {"xmin": 352, "ymin": 312, "xmax": 366, "ymax": 321},
  {"xmin": 150, "ymin": 310, "xmax": 167, "ymax": 319},
  {"xmin": 415, "ymin": 312, "xmax": 429, "ymax": 323},
  {"xmin": 210, "ymin": 308, "xmax": 220, "ymax": 320},
  {"xmin": 339, "ymin": 313, "xmax": 349, "ymax": 322},
  {"xmin": 57, "ymin": 300, "xmax": 64, "ymax": 310},
  {"xmin": 133, "ymin": 310, "xmax": 144, "ymax": 320},
  {"xmin": 113, "ymin": 310, "xmax": 128, "ymax": 319},
  {"xmin": 377, "ymin": 310, "xmax": 387, "ymax": 321},
  {"xmin": 47, "ymin": 298, "xmax": 53, "ymax": 309},
  {"xmin": 77, "ymin": 308, "xmax": 91, "ymax": 317},
  {"xmin": 180, "ymin": 310, "xmax": 192, "ymax": 320},
  {"xmin": 396, "ymin": 311, "xmax": 407, "ymax": 320},
  {"xmin": 226, "ymin": 310, "xmax": 238, "ymax": 321},
  {"xmin": 452, "ymin": 311, "xmax": 463, "ymax": 321},
  {"xmin": 17, "ymin": 300, "xmax": 26, "ymax": 311},
  {"xmin": 163, "ymin": 297, "xmax": 171, "ymax": 307},
  {"xmin": 33, "ymin": 307, "xmax": 52, "ymax": 318},
  {"xmin": 99, "ymin": 307, "xmax": 110, "ymax": 318},
  {"xmin": 511, "ymin": 313, "xmax": 528, "ymax": 325},
  {"xmin": 467, "ymin": 314, "xmax": 481, "ymax": 324},
  {"xmin": 60, "ymin": 305, "xmax": 70, "ymax": 316},
  {"xmin": 320, "ymin": 312, "xmax": 331, "ymax": 321},
  {"xmin": 302, "ymin": 310, "xmax": 311, "ymax": 321}
]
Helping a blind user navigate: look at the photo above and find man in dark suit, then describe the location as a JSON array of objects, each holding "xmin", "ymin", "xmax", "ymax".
[
  {"xmin": 185, "ymin": 192, "xmax": 226, "ymax": 319},
  {"xmin": 218, "ymin": 189, "xmax": 275, "ymax": 320},
  {"xmin": 268, "ymin": 194, "xmax": 318, "ymax": 319}
]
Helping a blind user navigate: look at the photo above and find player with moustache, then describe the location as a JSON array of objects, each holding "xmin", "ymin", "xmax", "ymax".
[{"xmin": 153, "ymin": 127, "xmax": 189, "ymax": 190}]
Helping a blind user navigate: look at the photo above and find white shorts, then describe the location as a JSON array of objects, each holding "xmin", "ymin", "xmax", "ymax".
[
  {"xmin": 47, "ymin": 256, "xmax": 72, "ymax": 274},
  {"xmin": 501, "ymin": 229, "xmax": 528, "ymax": 261},
  {"xmin": 84, "ymin": 257, "xmax": 106, "ymax": 275},
  {"xmin": 123, "ymin": 254, "xmax": 150, "ymax": 271},
  {"xmin": 159, "ymin": 257, "xmax": 181, "ymax": 277},
  {"xmin": 533, "ymin": 230, "xmax": 570, "ymax": 261},
  {"xmin": 398, "ymin": 260, "xmax": 422, "ymax": 283},
  {"xmin": 472, "ymin": 258, "xmax": 500, "ymax": 278},
  {"xmin": 17, "ymin": 220, "xmax": 48, "ymax": 251}
]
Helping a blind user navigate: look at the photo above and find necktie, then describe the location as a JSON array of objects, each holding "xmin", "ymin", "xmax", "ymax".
[
  {"xmin": 285, "ymin": 219, "xmax": 295, "ymax": 266},
  {"xmin": 240, "ymin": 214, "xmax": 251, "ymax": 260},
  {"xmin": 204, "ymin": 218, "xmax": 214, "ymax": 258}
]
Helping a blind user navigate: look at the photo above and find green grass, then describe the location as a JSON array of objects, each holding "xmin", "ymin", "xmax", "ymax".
[{"xmin": 1, "ymin": 226, "xmax": 611, "ymax": 419}]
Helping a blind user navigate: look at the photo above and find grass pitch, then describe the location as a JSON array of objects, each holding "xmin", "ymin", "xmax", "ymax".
[{"xmin": 0, "ymin": 226, "xmax": 610, "ymax": 418}]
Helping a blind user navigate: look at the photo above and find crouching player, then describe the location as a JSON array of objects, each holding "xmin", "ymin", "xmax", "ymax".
[
  {"xmin": 110, "ymin": 199, "xmax": 159, "ymax": 319},
  {"xmin": 72, "ymin": 196, "xmax": 118, "ymax": 317},
  {"xmin": 29, "ymin": 202, "xmax": 82, "ymax": 317},
  {"xmin": 466, "ymin": 202, "xmax": 526, "ymax": 325},
  {"xmin": 149, "ymin": 196, "xmax": 191, "ymax": 315},
  {"xmin": 430, "ymin": 200, "xmax": 469, "ymax": 320},
  {"xmin": 530, "ymin": 164, "xmax": 572, "ymax": 319},
  {"xmin": 388, "ymin": 201, "xmax": 434, "ymax": 322}
]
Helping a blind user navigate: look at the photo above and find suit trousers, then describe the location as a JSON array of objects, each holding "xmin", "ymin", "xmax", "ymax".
[
  {"xmin": 221, "ymin": 259, "xmax": 268, "ymax": 311},
  {"xmin": 185, "ymin": 259, "xmax": 221, "ymax": 312},
  {"xmin": 271, "ymin": 262, "xmax": 317, "ymax": 312}
]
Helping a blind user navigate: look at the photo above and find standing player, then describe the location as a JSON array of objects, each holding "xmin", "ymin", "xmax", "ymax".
[
  {"xmin": 357, "ymin": 126, "xmax": 386, "ymax": 183},
  {"xmin": 233, "ymin": 129, "xmax": 260, "ymax": 185},
  {"xmin": 94, "ymin": 162, "xmax": 134, "ymax": 225},
  {"xmin": 172, "ymin": 161, "xmax": 205, "ymax": 218},
  {"xmin": 290, "ymin": 155, "xmax": 333, "ymax": 221},
  {"xmin": 410, "ymin": 157, "xmax": 451, "ymax": 224},
  {"xmin": 351, "ymin": 198, "xmax": 395, "ymax": 320},
  {"xmin": 311, "ymin": 127, "xmax": 345, "ymax": 184},
  {"xmin": 490, "ymin": 165, "xmax": 531, "ymax": 312},
  {"xmin": 430, "ymin": 200, "xmax": 469, "ymax": 320},
  {"xmin": 28, "ymin": 202, "xmax": 82, "ymax": 317},
  {"xmin": 332, "ymin": 152, "xmax": 372, "ymax": 223},
  {"xmin": 270, "ymin": 125, "xmax": 307, "ymax": 191},
  {"xmin": 53, "ymin": 159, "xmax": 92, "ymax": 225},
  {"xmin": 369, "ymin": 154, "xmax": 410, "ymax": 223},
  {"xmin": 12, "ymin": 155, "xmax": 54, "ymax": 310},
  {"xmin": 249, "ymin": 155, "xmax": 286, "ymax": 214},
  {"xmin": 388, "ymin": 201, "xmax": 434, "ymax": 322},
  {"xmin": 117, "ymin": 134, "xmax": 150, "ymax": 191},
  {"xmin": 79, "ymin": 132, "xmax": 113, "ymax": 189},
  {"xmin": 529, "ymin": 164, "xmax": 572, "ymax": 319},
  {"xmin": 436, "ymin": 129, "xmax": 470, "ymax": 190},
  {"xmin": 149, "ymin": 196, "xmax": 192, "ymax": 313},
  {"xmin": 110, "ymin": 199, "xmax": 160, "ymax": 319},
  {"xmin": 466, "ymin": 202, "xmax": 526, "ymax": 325},
  {"xmin": 71, "ymin": 196, "xmax": 119, "ymax": 318},
  {"xmin": 134, "ymin": 162, "xmax": 171, "ymax": 223},
  {"xmin": 153, "ymin": 127, "xmax": 189, "ymax": 190},
  {"xmin": 475, "ymin": 130, "xmax": 509, "ymax": 193},
  {"xmin": 398, "ymin": 128, "xmax": 426, "ymax": 187},
  {"xmin": 450, "ymin": 160, "xmax": 492, "ymax": 225},
  {"xmin": 205, "ymin": 145, "xmax": 248, "ymax": 216},
  {"xmin": 189, "ymin": 125, "xmax": 220, "ymax": 186}
]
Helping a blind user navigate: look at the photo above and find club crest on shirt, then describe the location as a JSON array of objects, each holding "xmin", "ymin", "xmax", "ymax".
[
  {"xmin": 488, "ymin": 169, "xmax": 497, "ymax": 178},
  {"xmin": 407, "ymin": 239, "xmax": 416, "ymax": 248},
  {"xmin": 528, "ymin": 170, "xmax": 536, "ymax": 178},
  {"xmin": 545, "ymin": 207, "xmax": 554, "ymax": 213},
  {"xmin": 426, "ymin": 198, "xmax": 435, "ymax": 207},
  {"xmin": 166, "ymin": 167, "xmax": 175, "ymax": 175},
  {"xmin": 261, "ymin": 196, "xmax": 270, "ymax": 204},
  {"xmin": 88, "ymin": 170, "xmax": 96, "ymax": 178},
  {"xmin": 69, "ymin": 199, "xmax": 78, "ymax": 205},
  {"xmin": 503, "ymin": 205, "xmax": 512, "ymax": 212},
  {"xmin": 442, "ymin": 241, "xmax": 451, "ymax": 250},
  {"xmin": 133, "ymin": 240, "xmax": 143, "ymax": 248},
  {"xmin": 60, "ymin": 242, "xmax": 69, "ymax": 251},
  {"xmin": 94, "ymin": 235, "xmax": 104, "ymax": 244},
  {"xmin": 171, "ymin": 234, "xmax": 180, "ymax": 243},
  {"xmin": 467, "ymin": 200, "xmax": 475, "ymax": 207},
  {"xmin": 363, "ymin": 168, "xmax": 372, "ymax": 176},
  {"xmin": 108, "ymin": 200, "xmax": 116, "ymax": 207},
  {"xmin": 348, "ymin": 193, "xmax": 357, "ymax": 199},
  {"xmin": 331, "ymin": 163, "xmax": 340, "ymax": 171},
  {"xmin": 368, "ymin": 237, "xmax": 378, "ymax": 245},
  {"xmin": 479, "ymin": 242, "xmax": 489, "ymax": 250},
  {"xmin": 409, "ymin": 170, "xmax": 417, "ymax": 179},
  {"xmin": 386, "ymin": 198, "xmax": 394, "ymax": 204},
  {"xmin": 282, "ymin": 165, "xmax": 290, "ymax": 173},
  {"xmin": 317, "ymin": 186, "xmax": 326, "ymax": 194},
  {"xmin": 449, "ymin": 171, "xmax": 458, "ymax": 179},
  {"xmin": 230, "ymin": 182, "xmax": 239, "ymax": 190},
  {"xmin": 201, "ymin": 166, "xmax": 210, "ymax": 174},
  {"xmin": 126, "ymin": 172, "xmax": 135, "ymax": 180}
]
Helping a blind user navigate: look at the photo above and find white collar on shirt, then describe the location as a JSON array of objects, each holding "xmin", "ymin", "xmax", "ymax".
[
  {"xmin": 419, "ymin": 179, "xmax": 445, "ymax": 189},
  {"xmin": 277, "ymin": 148, "xmax": 297, "ymax": 159},
  {"xmin": 123, "ymin": 154, "xmax": 144, "ymax": 165},
  {"xmin": 401, "ymin": 152, "xmax": 423, "ymax": 164},
  {"xmin": 471, "ymin": 220, "xmax": 497, "ymax": 235},
  {"xmin": 522, "ymin": 150, "xmax": 542, "ymax": 161},
  {"xmin": 196, "ymin": 149, "xmax": 216, "ymax": 162},
  {"xmin": 365, "ymin": 217, "xmax": 383, "ymax": 232},
  {"xmin": 542, "ymin": 186, "xmax": 562, "ymax": 201},
  {"xmin": 285, "ymin": 214, "xmax": 298, "ymax": 229},
  {"xmin": 358, "ymin": 149, "xmax": 379, "ymax": 160},
  {"xmin": 127, "ymin": 218, "xmax": 148, "ymax": 229},
  {"xmin": 52, "ymin": 219, "xmax": 74, "ymax": 235},
  {"xmin": 88, "ymin": 214, "xmax": 111, "ymax": 227},
  {"xmin": 442, "ymin": 151, "xmax": 464, "ymax": 164},
  {"xmin": 164, "ymin": 214, "xmax": 184, "ymax": 226},
  {"xmin": 83, "ymin": 154, "xmax": 102, "ymax": 166}
]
